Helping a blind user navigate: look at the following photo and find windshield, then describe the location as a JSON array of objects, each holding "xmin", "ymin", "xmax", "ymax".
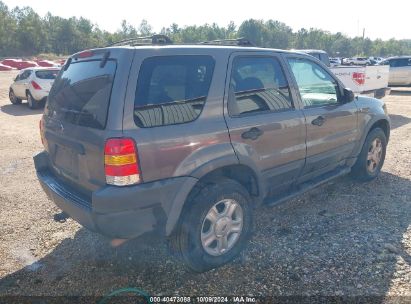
[{"xmin": 46, "ymin": 60, "xmax": 116, "ymax": 129}]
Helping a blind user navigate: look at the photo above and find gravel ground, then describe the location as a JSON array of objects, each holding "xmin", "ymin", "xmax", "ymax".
[{"xmin": 0, "ymin": 70, "xmax": 410, "ymax": 301}]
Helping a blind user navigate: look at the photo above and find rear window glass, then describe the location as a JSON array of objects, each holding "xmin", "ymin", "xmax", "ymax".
[
  {"xmin": 134, "ymin": 55, "xmax": 215, "ymax": 128},
  {"xmin": 35, "ymin": 70, "xmax": 59, "ymax": 79},
  {"xmin": 46, "ymin": 60, "xmax": 116, "ymax": 129}
]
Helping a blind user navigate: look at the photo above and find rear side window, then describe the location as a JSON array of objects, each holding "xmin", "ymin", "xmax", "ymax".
[
  {"xmin": 46, "ymin": 60, "xmax": 116, "ymax": 129},
  {"xmin": 229, "ymin": 56, "xmax": 293, "ymax": 116},
  {"xmin": 134, "ymin": 55, "xmax": 215, "ymax": 128},
  {"xmin": 35, "ymin": 70, "xmax": 59, "ymax": 80}
]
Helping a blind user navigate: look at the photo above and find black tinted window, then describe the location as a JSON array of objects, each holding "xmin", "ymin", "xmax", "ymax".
[
  {"xmin": 134, "ymin": 56, "xmax": 215, "ymax": 128},
  {"xmin": 35, "ymin": 70, "xmax": 59, "ymax": 79},
  {"xmin": 46, "ymin": 60, "xmax": 116, "ymax": 129},
  {"xmin": 229, "ymin": 57, "xmax": 293, "ymax": 116}
]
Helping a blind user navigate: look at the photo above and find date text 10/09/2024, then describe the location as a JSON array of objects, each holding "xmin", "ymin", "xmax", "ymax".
[{"xmin": 149, "ymin": 296, "xmax": 257, "ymax": 303}]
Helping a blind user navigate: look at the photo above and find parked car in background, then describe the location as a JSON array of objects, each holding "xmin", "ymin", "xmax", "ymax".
[
  {"xmin": 294, "ymin": 49, "xmax": 331, "ymax": 66},
  {"xmin": 2, "ymin": 59, "xmax": 20, "ymax": 68},
  {"xmin": 34, "ymin": 36, "xmax": 390, "ymax": 272},
  {"xmin": 370, "ymin": 57, "xmax": 384, "ymax": 64},
  {"xmin": 329, "ymin": 58, "xmax": 340, "ymax": 67},
  {"xmin": 2, "ymin": 59, "xmax": 39, "ymax": 70},
  {"xmin": 380, "ymin": 56, "xmax": 411, "ymax": 86},
  {"xmin": 0, "ymin": 63, "xmax": 16, "ymax": 71},
  {"xmin": 9, "ymin": 67, "xmax": 60, "ymax": 109},
  {"xmin": 343, "ymin": 57, "xmax": 371, "ymax": 66},
  {"xmin": 36, "ymin": 60, "xmax": 58, "ymax": 67},
  {"xmin": 298, "ymin": 50, "xmax": 390, "ymax": 99}
]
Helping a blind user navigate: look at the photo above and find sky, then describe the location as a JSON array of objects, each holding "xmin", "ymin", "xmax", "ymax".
[{"xmin": 3, "ymin": 0, "xmax": 410, "ymax": 40}]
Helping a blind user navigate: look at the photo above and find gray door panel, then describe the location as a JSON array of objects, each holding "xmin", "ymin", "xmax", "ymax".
[
  {"xmin": 284, "ymin": 55, "xmax": 358, "ymax": 179},
  {"xmin": 302, "ymin": 104, "xmax": 358, "ymax": 174},
  {"xmin": 224, "ymin": 52, "xmax": 306, "ymax": 192}
]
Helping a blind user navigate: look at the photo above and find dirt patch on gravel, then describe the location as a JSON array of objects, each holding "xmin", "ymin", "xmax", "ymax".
[{"xmin": 0, "ymin": 70, "xmax": 410, "ymax": 300}]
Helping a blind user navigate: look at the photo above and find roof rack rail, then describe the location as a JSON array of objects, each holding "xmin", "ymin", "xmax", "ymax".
[
  {"xmin": 198, "ymin": 38, "xmax": 255, "ymax": 47},
  {"xmin": 106, "ymin": 35, "xmax": 173, "ymax": 47}
]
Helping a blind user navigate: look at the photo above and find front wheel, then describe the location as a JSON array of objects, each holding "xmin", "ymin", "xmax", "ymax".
[
  {"xmin": 351, "ymin": 128, "xmax": 387, "ymax": 181},
  {"xmin": 169, "ymin": 178, "xmax": 253, "ymax": 272},
  {"xmin": 9, "ymin": 89, "xmax": 22, "ymax": 104}
]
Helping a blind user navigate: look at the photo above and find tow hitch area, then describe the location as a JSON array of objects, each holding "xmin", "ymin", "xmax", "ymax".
[{"xmin": 53, "ymin": 212, "xmax": 69, "ymax": 223}]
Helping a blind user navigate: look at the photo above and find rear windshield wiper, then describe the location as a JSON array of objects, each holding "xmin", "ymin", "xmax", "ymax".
[{"xmin": 60, "ymin": 108, "xmax": 96, "ymax": 119}]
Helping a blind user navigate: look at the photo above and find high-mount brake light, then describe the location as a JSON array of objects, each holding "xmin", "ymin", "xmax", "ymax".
[{"xmin": 77, "ymin": 50, "xmax": 93, "ymax": 58}]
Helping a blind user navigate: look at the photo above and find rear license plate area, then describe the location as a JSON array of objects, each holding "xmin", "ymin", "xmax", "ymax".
[{"xmin": 54, "ymin": 144, "xmax": 79, "ymax": 179}]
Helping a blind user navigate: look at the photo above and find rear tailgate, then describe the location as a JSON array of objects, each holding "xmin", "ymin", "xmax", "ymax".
[
  {"xmin": 362, "ymin": 65, "xmax": 389, "ymax": 92},
  {"xmin": 329, "ymin": 66, "xmax": 366, "ymax": 93},
  {"xmin": 41, "ymin": 48, "xmax": 133, "ymax": 198}
]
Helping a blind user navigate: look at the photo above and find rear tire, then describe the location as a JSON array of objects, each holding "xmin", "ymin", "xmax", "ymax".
[
  {"xmin": 168, "ymin": 178, "xmax": 253, "ymax": 272},
  {"xmin": 9, "ymin": 89, "xmax": 22, "ymax": 105},
  {"xmin": 27, "ymin": 91, "xmax": 38, "ymax": 109},
  {"xmin": 351, "ymin": 128, "xmax": 387, "ymax": 182}
]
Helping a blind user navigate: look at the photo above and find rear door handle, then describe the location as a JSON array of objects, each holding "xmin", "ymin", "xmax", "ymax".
[
  {"xmin": 311, "ymin": 116, "xmax": 326, "ymax": 126},
  {"xmin": 241, "ymin": 127, "xmax": 264, "ymax": 140}
]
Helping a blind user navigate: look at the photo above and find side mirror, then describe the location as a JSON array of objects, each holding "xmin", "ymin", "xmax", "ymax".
[{"xmin": 343, "ymin": 88, "xmax": 355, "ymax": 103}]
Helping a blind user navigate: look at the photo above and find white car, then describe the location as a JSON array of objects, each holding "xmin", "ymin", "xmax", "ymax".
[
  {"xmin": 343, "ymin": 57, "xmax": 371, "ymax": 66},
  {"xmin": 9, "ymin": 67, "xmax": 59, "ymax": 109},
  {"xmin": 380, "ymin": 56, "xmax": 411, "ymax": 85},
  {"xmin": 329, "ymin": 58, "xmax": 341, "ymax": 67}
]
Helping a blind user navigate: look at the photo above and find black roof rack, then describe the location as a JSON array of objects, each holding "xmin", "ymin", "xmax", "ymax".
[
  {"xmin": 106, "ymin": 35, "xmax": 173, "ymax": 47},
  {"xmin": 198, "ymin": 38, "xmax": 255, "ymax": 47}
]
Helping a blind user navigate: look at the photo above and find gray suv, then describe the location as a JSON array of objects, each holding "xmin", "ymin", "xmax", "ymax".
[{"xmin": 34, "ymin": 36, "xmax": 390, "ymax": 272}]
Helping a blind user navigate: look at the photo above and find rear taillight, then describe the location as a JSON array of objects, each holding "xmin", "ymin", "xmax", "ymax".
[
  {"xmin": 31, "ymin": 80, "xmax": 42, "ymax": 90},
  {"xmin": 104, "ymin": 138, "xmax": 141, "ymax": 186}
]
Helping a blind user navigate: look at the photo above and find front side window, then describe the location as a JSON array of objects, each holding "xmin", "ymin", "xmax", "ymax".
[
  {"xmin": 229, "ymin": 56, "xmax": 293, "ymax": 116},
  {"xmin": 134, "ymin": 55, "xmax": 215, "ymax": 128},
  {"xmin": 287, "ymin": 58, "xmax": 339, "ymax": 107}
]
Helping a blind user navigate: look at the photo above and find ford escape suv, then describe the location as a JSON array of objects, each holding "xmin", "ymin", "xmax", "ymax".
[{"xmin": 34, "ymin": 36, "xmax": 390, "ymax": 272}]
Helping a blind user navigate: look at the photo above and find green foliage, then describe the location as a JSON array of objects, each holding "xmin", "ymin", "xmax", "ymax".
[{"xmin": 0, "ymin": 0, "xmax": 410, "ymax": 57}]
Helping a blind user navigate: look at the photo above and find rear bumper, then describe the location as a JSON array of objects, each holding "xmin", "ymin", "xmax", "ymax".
[
  {"xmin": 31, "ymin": 90, "xmax": 48, "ymax": 101},
  {"xmin": 34, "ymin": 151, "xmax": 197, "ymax": 239}
]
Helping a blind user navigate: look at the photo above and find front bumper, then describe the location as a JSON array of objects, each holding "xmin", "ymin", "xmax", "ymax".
[{"xmin": 34, "ymin": 151, "xmax": 197, "ymax": 239}]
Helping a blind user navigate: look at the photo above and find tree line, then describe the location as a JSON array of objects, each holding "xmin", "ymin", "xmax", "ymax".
[{"xmin": 1, "ymin": 1, "xmax": 410, "ymax": 58}]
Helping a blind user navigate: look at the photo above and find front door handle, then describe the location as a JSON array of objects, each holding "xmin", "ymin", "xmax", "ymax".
[
  {"xmin": 241, "ymin": 127, "xmax": 264, "ymax": 140},
  {"xmin": 311, "ymin": 116, "xmax": 326, "ymax": 126}
]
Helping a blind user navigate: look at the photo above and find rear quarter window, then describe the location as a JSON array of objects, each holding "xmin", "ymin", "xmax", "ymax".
[
  {"xmin": 134, "ymin": 55, "xmax": 215, "ymax": 128},
  {"xmin": 46, "ymin": 60, "xmax": 116, "ymax": 129}
]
